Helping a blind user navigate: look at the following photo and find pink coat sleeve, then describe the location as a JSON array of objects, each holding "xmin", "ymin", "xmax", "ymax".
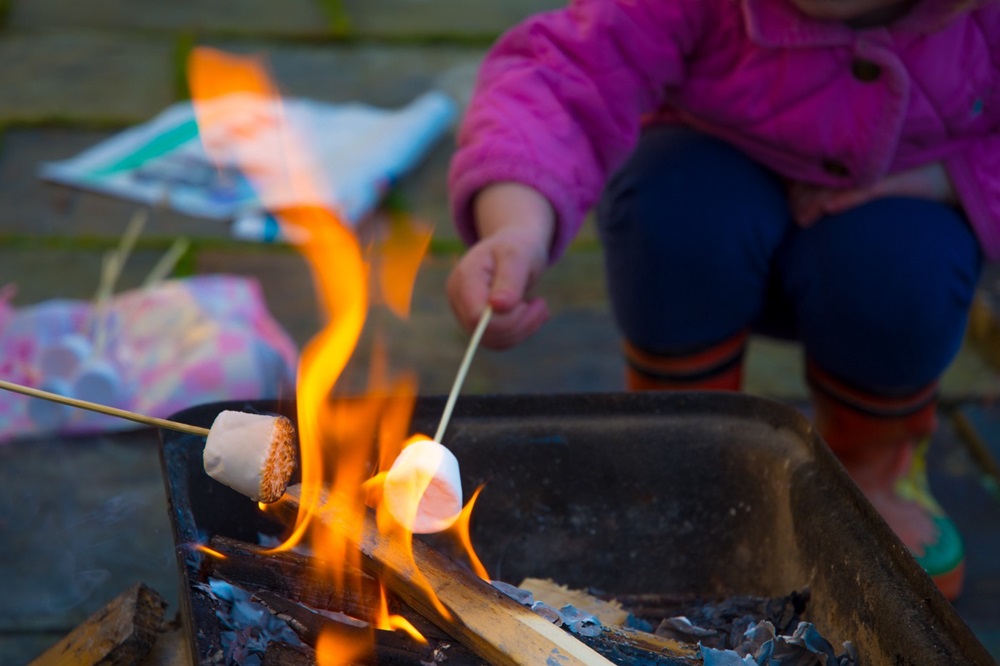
[
  {"xmin": 448, "ymin": 0, "xmax": 705, "ymax": 260},
  {"xmin": 946, "ymin": 136, "xmax": 1000, "ymax": 262}
]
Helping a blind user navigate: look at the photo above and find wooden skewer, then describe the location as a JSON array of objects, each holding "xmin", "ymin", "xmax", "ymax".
[
  {"xmin": 434, "ymin": 304, "xmax": 492, "ymax": 443},
  {"xmin": 0, "ymin": 379, "xmax": 210, "ymax": 436},
  {"xmin": 142, "ymin": 237, "xmax": 190, "ymax": 288}
]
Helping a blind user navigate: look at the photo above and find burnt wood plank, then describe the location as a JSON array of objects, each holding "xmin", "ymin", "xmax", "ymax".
[
  {"xmin": 253, "ymin": 589, "xmax": 487, "ymax": 665},
  {"xmin": 205, "ymin": 535, "xmax": 385, "ymax": 616},
  {"xmin": 29, "ymin": 583, "xmax": 166, "ymax": 666}
]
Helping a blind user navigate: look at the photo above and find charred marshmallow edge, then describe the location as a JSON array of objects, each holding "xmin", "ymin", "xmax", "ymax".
[
  {"xmin": 203, "ymin": 410, "xmax": 297, "ymax": 503},
  {"xmin": 383, "ymin": 438, "xmax": 463, "ymax": 534}
]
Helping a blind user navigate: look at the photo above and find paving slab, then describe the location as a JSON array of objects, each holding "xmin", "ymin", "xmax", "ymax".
[
  {"xmin": 0, "ymin": 32, "xmax": 175, "ymax": 125},
  {"xmin": 932, "ymin": 409, "xmax": 1000, "ymax": 660},
  {"xmin": 7, "ymin": 0, "xmax": 331, "ymax": 37},
  {"xmin": 339, "ymin": 0, "xmax": 565, "ymax": 38},
  {"xmin": 204, "ymin": 40, "xmax": 486, "ymax": 108},
  {"xmin": 0, "ymin": 429, "xmax": 179, "ymax": 664},
  {"xmin": 0, "ymin": 247, "xmax": 180, "ymax": 303},
  {"xmin": 968, "ymin": 262, "xmax": 1000, "ymax": 375}
]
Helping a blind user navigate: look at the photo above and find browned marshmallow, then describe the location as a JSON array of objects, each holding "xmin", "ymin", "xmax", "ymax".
[{"xmin": 203, "ymin": 410, "xmax": 297, "ymax": 503}]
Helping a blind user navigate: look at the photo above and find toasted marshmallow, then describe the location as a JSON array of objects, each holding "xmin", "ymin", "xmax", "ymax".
[
  {"xmin": 203, "ymin": 410, "xmax": 297, "ymax": 503},
  {"xmin": 383, "ymin": 438, "xmax": 462, "ymax": 534}
]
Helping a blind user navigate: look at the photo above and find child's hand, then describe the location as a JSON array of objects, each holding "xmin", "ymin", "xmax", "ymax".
[
  {"xmin": 446, "ymin": 183, "xmax": 555, "ymax": 350},
  {"xmin": 789, "ymin": 162, "xmax": 956, "ymax": 227}
]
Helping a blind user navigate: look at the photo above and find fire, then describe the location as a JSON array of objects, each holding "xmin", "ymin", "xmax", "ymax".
[
  {"xmin": 188, "ymin": 47, "xmax": 487, "ymax": 662},
  {"xmin": 190, "ymin": 543, "xmax": 227, "ymax": 560},
  {"xmin": 447, "ymin": 485, "xmax": 490, "ymax": 582}
]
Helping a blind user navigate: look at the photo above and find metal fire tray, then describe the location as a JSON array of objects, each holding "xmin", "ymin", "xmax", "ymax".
[{"xmin": 160, "ymin": 391, "xmax": 993, "ymax": 664}]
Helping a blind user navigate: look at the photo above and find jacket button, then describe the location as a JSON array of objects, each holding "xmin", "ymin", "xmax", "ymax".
[
  {"xmin": 851, "ymin": 59, "xmax": 881, "ymax": 82},
  {"xmin": 822, "ymin": 159, "xmax": 850, "ymax": 177}
]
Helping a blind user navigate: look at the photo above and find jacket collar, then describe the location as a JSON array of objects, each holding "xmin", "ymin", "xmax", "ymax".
[{"xmin": 741, "ymin": 0, "xmax": 983, "ymax": 47}]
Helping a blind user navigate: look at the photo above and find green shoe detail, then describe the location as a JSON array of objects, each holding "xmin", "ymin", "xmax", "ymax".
[{"xmin": 893, "ymin": 439, "xmax": 965, "ymax": 577}]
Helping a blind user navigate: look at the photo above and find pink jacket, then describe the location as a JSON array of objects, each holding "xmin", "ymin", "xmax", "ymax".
[{"xmin": 449, "ymin": 0, "xmax": 1000, "ymax": 261}]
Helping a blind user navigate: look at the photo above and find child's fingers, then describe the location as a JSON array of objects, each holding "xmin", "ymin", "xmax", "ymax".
[
  {"xmin": 481, "ymin": 298, "xmax": 550, "ymax": 350},
  {"xmin": 446, "ymin": 250, "xmax": 496, "ymax": 333},
  {"xmin": 487, "ymin": 243, "xmax": 535, "ymax": 310}
]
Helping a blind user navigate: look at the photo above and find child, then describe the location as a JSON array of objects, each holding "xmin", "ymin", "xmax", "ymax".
[{"xmin": 445, "ymin": 0, "xmax": 999, "ymax": 600}]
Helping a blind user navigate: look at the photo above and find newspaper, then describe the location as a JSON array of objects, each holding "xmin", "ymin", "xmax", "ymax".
[{"xmin": 40, "ymin": 91, "xmax": 456, "ymax": 241}]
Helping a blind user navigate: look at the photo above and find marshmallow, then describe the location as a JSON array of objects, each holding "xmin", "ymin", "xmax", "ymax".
[
  {"xmin": 383, "ymin": 438, "xmax": 463, "ymax": 534},
  {"xmin": 38, "ymin": 334, "xmax": 92, "ymax": 380},
  {"xmin": 203, "ymin": 410, "xmax": 297, "ymax": 503},
  {"xmin": 26, "ymin": 378, "xmax": 74, "ymax": 430},
  {"xmin": 73, "ymin": 359, "xmax": 122, "ymax": 406}
]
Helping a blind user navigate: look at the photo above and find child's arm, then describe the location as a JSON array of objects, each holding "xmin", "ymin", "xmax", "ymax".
[{"xmin": 447, "ymin": 0, "xmax": 704, "ymax": 345}]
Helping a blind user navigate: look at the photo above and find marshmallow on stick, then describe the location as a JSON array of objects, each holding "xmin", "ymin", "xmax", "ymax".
[
  {"xmin": 383, "ymin": 437, "xmax": 463, "ymax": 534},
  {"xmin": 203, "ymin": 410, "xmax": 297, "ymax": 503},
  {"xmin": 382, "ymin": 306, "xmax": 491, "ymax": 534}
]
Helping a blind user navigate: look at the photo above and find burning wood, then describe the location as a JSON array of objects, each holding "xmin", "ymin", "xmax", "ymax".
[
  {"xmin": 252, "ymin": 589, "xmax": 485, "ymax": 665},
  {"xmin": 203, "ymin": 537, "xmax": 487, "ymax": 664},
  {"xmin": 204, "ymin": 531, "xmax": 702, "ymax": 666},
  {"xmin": 279, "ymin": 484, "xmax": 616, "ymax": 666},
  {"xmin": 204, "ymin": 536, "xmax": 382, "ymax": 616}
]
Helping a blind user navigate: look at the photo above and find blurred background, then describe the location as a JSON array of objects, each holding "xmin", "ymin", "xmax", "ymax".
[{"xmin": 0, "ymin": 0, "xmax": 998, "ymax": 663}]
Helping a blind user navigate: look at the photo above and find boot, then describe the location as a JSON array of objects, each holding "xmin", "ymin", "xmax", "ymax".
[
  {"xmin": 624, "ymin": 330, "xmax": 747, "ymax": 391},
  {"xmin": 808, "ymin": 362, "xmax": 965, "ymax": 600}
]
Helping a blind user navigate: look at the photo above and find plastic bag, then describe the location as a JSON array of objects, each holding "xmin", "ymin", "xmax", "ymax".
[{"xmin": 0, "ymin": 275, "xmax": 298, "ymax": 442}]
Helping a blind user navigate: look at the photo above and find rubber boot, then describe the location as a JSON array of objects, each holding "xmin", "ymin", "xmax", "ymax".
[
  {"xmin": 624, "ymin": 331, "xmax": 747, "ymax": 391},
  {"xmin": 808, "ymin": 362, "xmax": 965, "ymax": 600}
]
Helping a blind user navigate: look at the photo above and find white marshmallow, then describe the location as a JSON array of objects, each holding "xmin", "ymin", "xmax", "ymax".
[
  {"xmin": 38, "ymin": 334, "xmax": 92, "ymax": 380},
  {"xmin": 73, "ymin": 359, "xmax": 122, "ymax": 406},
  {"xmin": 203, "ymin": 410, "xmax": 297, "ymax": 503},
  {"xmin": 26, "ymin": 378, "xmax": 74, "ymax": 430},
  {"xmin": 383, "ymin": 438, "xmax": 463, "ymax": 534}
]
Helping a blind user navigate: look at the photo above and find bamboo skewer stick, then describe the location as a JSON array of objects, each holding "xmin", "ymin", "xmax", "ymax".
[
  {"xmin": 91, "ymin": 209, "xmax": 148, "ymax": 355},
  {"xmin": 142, "ymin": 237, "xmax": 190, "ymax": 288},
  {"xmin": 0, "ymin": 379, "xmax": 210, "ymax": 436},
  {"xmin": 434, "ymin": 304, "xmax": 492, "ymax": 443}
]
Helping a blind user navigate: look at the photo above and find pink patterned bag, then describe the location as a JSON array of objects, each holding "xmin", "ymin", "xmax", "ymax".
[{"xmin": 0, "ymin": 275, "xmax": 298, "ymax": 442}]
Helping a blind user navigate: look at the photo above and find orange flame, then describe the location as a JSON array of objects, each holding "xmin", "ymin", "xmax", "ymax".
[
  {"xmin": 315, "ymin": 630, "xmax": 369, "ymax": 666},
  {"xmin": 375, "ymin": 584, "xmax": 426, "ymax": 643},
  {"xmin": 188, "ymin": 46, "xmax": 490, "ymax": 661},
  {"xmin": 448, "ymin": 485, "xmax": 490, "ymax": 582},
  {"xmin": 190, "ymin": 543, "xmax": 227, "ymax": 560}
]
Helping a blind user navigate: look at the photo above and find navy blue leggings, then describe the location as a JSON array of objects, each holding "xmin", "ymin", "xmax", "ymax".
[{"xmin": 597, "ymin": 126, "xmax": 982, "ymax": 393}]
